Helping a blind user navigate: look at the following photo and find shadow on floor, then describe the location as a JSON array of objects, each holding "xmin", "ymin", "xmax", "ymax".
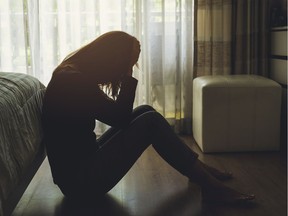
[{"xmin": 54, "ymin": 194, "xmax": 132, "ymax": 216}]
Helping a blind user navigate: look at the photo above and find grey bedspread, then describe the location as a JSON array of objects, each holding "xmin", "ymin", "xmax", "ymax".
[{"xmin": 0, "ymin": 72, "xmax": 45, "ymax": 215}]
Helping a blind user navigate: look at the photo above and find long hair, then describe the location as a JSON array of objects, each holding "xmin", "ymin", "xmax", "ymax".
[{"xmin": 54, "ymin": 31, "xmax": 136, "ymax": 98}]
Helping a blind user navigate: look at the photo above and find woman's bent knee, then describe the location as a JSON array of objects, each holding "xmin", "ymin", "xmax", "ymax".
[
  {"xmin": 130, "ymin": 110, "xmax": 165, "ymax": 129},
  {"xmin": 132, "ymin": 105, "xmax": 155, "ymax": 118}
]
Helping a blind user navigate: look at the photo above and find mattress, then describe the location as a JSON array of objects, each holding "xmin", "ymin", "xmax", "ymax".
[{"xmin": 0, "ymin": 72, "xmax": 45, "ymax": 214}]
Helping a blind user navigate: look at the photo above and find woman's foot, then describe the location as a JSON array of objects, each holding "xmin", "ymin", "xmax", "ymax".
[
  {"xmin": 188, "ymin": 160, "xmax": 254, "ymax": 204},
  {"xmin": 201, "ymin": 162, "xmax": 233, "ymax": 181},
  {"xmin": 202, "ymin": 185, "xmax": 255, "ymax": 204}
]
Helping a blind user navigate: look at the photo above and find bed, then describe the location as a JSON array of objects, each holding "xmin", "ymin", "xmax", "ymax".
[{"xmin": 0, "ymin": 72, "xmax": 46, "ymax": 216}]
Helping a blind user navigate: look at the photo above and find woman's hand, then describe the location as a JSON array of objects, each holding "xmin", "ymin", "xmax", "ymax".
[
  {"xmin": 127, "ymin": 39, "xmax": 141, "ymax": 76},
  {"xmin": 127, "ymin": 70, "xmax": 133, "ymax": 77}
]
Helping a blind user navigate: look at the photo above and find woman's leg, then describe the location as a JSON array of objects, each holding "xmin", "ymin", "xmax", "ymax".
[
  {"xmin": 91, "ymin": 108, "xmax": 254, "ymax": 203},
  {"xmin": 92, "ymin": 110, "xmax": 197, "ymax": 194},
  {"xmin": 98, "ymin": 105, "xmax": 232, "ymax": 181}
]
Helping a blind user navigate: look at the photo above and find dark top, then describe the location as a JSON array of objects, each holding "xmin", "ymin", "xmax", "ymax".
[{"xmin": 41, "ymin": 70, "xmax": 138, "ymax": 186}]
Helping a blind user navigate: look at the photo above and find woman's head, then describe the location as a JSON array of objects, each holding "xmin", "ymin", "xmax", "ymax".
[{"xmin": 55, "ymin": 31, "xmax": 141, "ymax": 97}]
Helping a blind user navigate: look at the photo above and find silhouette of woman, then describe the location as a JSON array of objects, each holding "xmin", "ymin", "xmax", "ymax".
[{"xmin": 42, "ymin": 31, "xmax": 255, "ymax": 204}]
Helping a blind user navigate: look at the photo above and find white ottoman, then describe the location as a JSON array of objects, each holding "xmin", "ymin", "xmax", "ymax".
[{"xmin": 192, "ymin": 75, "xmax": 282, "ymax": 153}]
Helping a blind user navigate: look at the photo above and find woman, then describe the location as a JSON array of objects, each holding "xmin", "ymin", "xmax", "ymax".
[{"xmin": 42, "ymin": 31, "xmax": 255, "ymax": 204}]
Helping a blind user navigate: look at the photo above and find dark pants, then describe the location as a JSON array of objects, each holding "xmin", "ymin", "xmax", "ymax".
[{"xmin": 62, "ymin": 105, "xmax": 198, "ymax": 200}]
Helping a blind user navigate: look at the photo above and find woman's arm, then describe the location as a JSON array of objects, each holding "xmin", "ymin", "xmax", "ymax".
[{"xmin": 87, "ymin": 76, "xmax": 138, "ymax": 127}]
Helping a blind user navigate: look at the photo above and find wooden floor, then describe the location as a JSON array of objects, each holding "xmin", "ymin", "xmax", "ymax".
[{"xmin": 12, "ymin": 136, "xmax": 287, "ymax": 216}]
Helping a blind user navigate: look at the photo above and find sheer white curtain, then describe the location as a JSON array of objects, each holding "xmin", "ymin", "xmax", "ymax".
[{"xmin": 0, "ymin": 0, "xmax": 194, "ymax": 134}]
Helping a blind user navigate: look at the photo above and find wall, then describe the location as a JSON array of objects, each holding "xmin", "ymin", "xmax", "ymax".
[{"xmin": 269, "ymin": 24, "xmax": 287, "ymax": 155}]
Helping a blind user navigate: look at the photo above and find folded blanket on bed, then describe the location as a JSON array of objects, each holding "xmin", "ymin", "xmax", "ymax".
[{"xmin": 0, "ymin": 72, "xmax": 46, "ymax": 215}]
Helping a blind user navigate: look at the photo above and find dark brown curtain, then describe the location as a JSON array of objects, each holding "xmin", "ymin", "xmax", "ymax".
[
  {"xmin": 193, "ymin": 0, "xmax": 233, "ymax": 77},
  {"xmin": 232, "ymin": 0, "xmax": 270, "ymax": 76},
  {"xmin": 194, "ymin": 0, "xmax": 271, "ymax": 77}
]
